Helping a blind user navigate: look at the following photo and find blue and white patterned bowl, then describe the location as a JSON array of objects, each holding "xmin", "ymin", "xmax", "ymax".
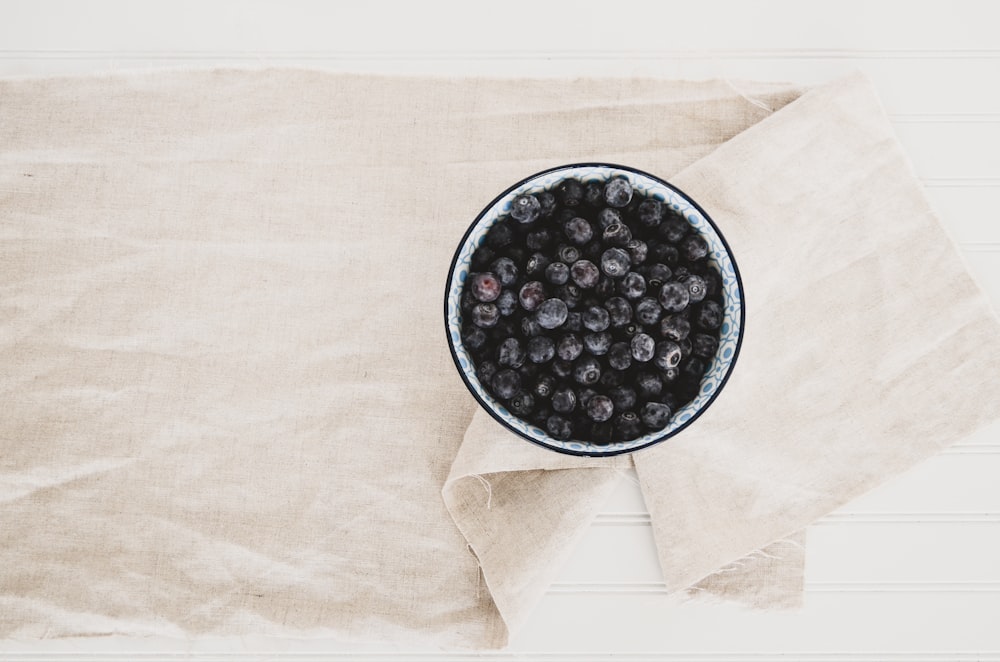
[{"xmin": 444, "ymin": 163, "xmax": 744, "ymax": 457}]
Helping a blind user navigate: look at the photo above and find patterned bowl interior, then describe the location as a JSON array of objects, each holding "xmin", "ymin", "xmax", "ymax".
[{"xmin": 445, "ymin": 164, "xmax": 743, "ymax": 456}]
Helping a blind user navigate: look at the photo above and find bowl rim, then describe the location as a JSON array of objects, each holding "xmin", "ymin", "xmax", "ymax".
[{"xmin": 443, "ymin": 162, "xmax": 745, "ymax": 457}]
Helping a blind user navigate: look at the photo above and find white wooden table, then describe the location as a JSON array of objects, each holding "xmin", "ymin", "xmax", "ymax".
[{"xmin": 2, "ymin": 1, "xmax": 998, "ymax": 659}]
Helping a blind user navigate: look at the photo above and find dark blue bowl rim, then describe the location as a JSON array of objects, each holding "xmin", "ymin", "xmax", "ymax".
[{"xmin": 443, "ymin": 162, "xmax": 745, "ymax": 457}]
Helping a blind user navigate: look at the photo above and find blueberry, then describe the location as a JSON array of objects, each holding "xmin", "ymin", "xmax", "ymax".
[
  {"xmin": 533, "ymin": 374, "xmax": 556, "ymax": 399},
  {"xmin": 551, "ymin": 386, "xmax": 577, "ymax": 414},
  {"xmin": 583, "ymin": 305, "xmax": 611, "ymax": 332},
  {"xmin": 546, "ymin": 414, "xmax": 573, "ymax": 440},
  {"xmin": 599, "ymin": 368, "xmax": 625, "ymax": 388},
  {"xmin": 583, "ymin": 181, "xmax": 604, "ymax": 207},
  {"xmin": 486, "ymin": 221, "xmax": 514, "ymax": 249},
  {"xmin": 497, "ymin": 337, "xmax": 526, "ymax": 368},
  {"xmin": 602, "ymin": 222, "xmax": 632, "ymax": 247},
  {"xmin": 563, "ymin": 311, "xmax": 583, "ymax": 332},
  {"xmin": 600, "ymin": 247, "xmax": 631, "ymax": 278},
  {"xmin": 630, "ymin": 332, "xmax": 655, "ymax": 362},
  {"xmin": 649, "ymin": 243, "xmax": 678, "ymax": 266},
  {"xmin": 658, "ymin": 282, "xmax": 690, "ymax": 313},
  {"xmin": 597, "ymin": 207, "xmax": 623, "ymax": 229},
  {"xmin": 637, "ymin": 199, "xmax": 664, "ymax": 228},
  {"xmin": 519, "ymin": 281, "xmax": 546, "ymax": 311},
  {"xmin": 659, "ymin": 314, "xmax": 691, "ymax": 341},
  {"xmin": 558, "ymin": 244, "xmax": 581, "ymax": 264},
  {"xmin": 490, "ymin": 258, "xmax": 518, "ymax": 287},
  {"xmin": 614, "ymin": 411, "xmax": 642, "ymax": 440},
  {"xmin": 491, "ymin": 369, "xmax": 521, "ymax": 399},
  {"xmin": 557, "ymin": 179, "xmax": 584, "ymax": 207},
  {"xmin": 594, "ymin": 275, "xmax": 616, "ymax": 299},
  {"xmin": 609, "ymin": 385, "xmax": 637, "ymax": 411},
  {"xmin": 683, "ymin": 274, "xmax": 708, "ymax": 303},
  {"xmin": 604, "ymin": 296, "xmax": 633, "ymax": 327},
  {"xmin": 616, "ymin": 322, "xmax": 642, "ymax": 341},
  {"xmin": 521, "ymin": 315, "xmax": 543, "ymax": 337},
  {"xmin": 462, "ymin": 326, "xmax": 488, "ymax": 354},
  {"xmin": 645, "ymin": 263, "xmax": 673, "ymax": 289},
  {"xmin": 586, "ymin": 395, "xmax": 614, "ymax": 422},
  {"xmin": 478, "ymin": 360, "xmax": 498, "ymax": 383},
  {"xmin": 526, "ymin": 228, "xmax": 554, "ymax": 251},
  {"xmin": 608, "ymin": 341, "xmax": 632, "ymax": 370},
  {"xmin": 491, "ymin": 317, "xmax": 517, "ymax": 339},
  {"xmin": 557, "ymin": 283, "xmax": 583, "ymax": 308},
  {"xmin": 537, "ymin": 191, "xmax": 557, "ymax": 218},
  {"xmin": 658, "ymin": 215, "xmax": 688, "ymax": 243},
  {"xmin": 536, "ymin": 298, "xmax": 569, "ymax": 329},
  {"xmin": 564, "ymin": 217, "xmax": 594, "ymax": 245},
  {"xmin": 583, "ymin": 331, "xmax": 612, "ymax": 355},
  {"xmin": 604, "ymin": 177, "xmax": 633, "ymax": 208},
  {"xmin": 573, "ymin": 356, "xmax": 602, "ymax": 385},
  {"xmin": 618, "ymin": 272, "xmax": 647, "ymax": 300},
  {"xmin": 704, "ymin": 268, "xmax": 722, "ymax": 296},
  {"xmin": 635, "ymin": 297, "xmax": 662, "ymax": 326},
  {"xmin": 660, "ymin": 366, "xmax": 679, "ymax": 384},
  {"xmin": 635, "ymin": 371, "xmax": 663, "ymax": 398},
  {"xmin": 653, "ymin": 341, "xmax": 682, "ymax": 370},
  {"xmin": 471, "ymin": 302, "xmax": 500, "ymax": 328},
  {"xmin": 510, "ymin": 193, "xmax": 541, "ymax": 223},
  {"xmin": 680, "ymin": 357, "xmax": 706, "ymax": 383},
  {"xmin": 691, "ymin": 333, "xmax": 719, "ymax": 360},
  {"xmin": 590, "ymin": 422, "xmax": 614, "ymax": 444},
  {"xmin": 557, "ymin": 333, "xmax": 584, "ymax": 361},
  {"xmin": 496, "ymin": 289, "xmax": 518, "ymax": 316},
  {"xmin": 527, "ymin": 336, "xmax": 556, "ymax": 363},
  {"xmin": 508, "ymin": 392, "xmax": 536, "ymax": 416},
  {"xmin": 681, "ymin": 234, "xmax": 709, "ymax": 261},
  {"xmin": 545, "ymin": 261, "xmax": 570, "ymax": 284},
  {"xmin": 460, "ymin": 289, "xmax": 478, "ymax": 313},
  {"xmin": 551, "ymin": 358, "xmax": 573, "ymax": 379},
  {"xmin": 570, "ymin": 260, "xmax": 600, "ymax": 289},
  {"xmin": 471, "ymin": 245, "xmax": 496, "ymax": 271},
  {"xmin": 626, "ymin": 239, "xmax": 648, "ymax": 266},
  {"xmin": 518, "ymin": 362, "xmax": 539, "ymax": 381},
  {"xmin": 696, "ymin": 300, "xmax": 723, "ymax": 330},
  {"xmin": 640, "ymin": 402, "xmax": 672, "ymax": 429},
  {"xmin": 525, "ymin": 252, "xmax": 551, "ymax": 277},
  {"xmin": 678, "ymin": 337, "xmax": 693, "ymax": 359},
  {"xmin": 470, "ymin": 272, "xmax": 501, "ymax": 302},
  {"xmin": 577, "ymin": 387, "xmax": 598, "ymax": 406}
]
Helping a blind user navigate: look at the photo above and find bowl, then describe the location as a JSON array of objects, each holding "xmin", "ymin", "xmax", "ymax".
[{"xmin": 444, "ymin": 163, "xmax": 744, "ymax": 456}]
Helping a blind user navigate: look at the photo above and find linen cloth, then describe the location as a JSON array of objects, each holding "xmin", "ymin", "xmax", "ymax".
[{"xmin": 1, "ymin": 69, "xmax": 998, "ymax": 649}]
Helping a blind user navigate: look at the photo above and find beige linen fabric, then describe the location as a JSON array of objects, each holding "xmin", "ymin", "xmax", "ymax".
[{"xmin": 2, "ymin": 70, "xmax": 999, "ymax": 649}]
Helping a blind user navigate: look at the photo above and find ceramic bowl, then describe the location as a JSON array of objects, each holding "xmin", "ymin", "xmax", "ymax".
[{"xmin": 444, "ymin": 163, "xmax": 744, "ymax": 456}]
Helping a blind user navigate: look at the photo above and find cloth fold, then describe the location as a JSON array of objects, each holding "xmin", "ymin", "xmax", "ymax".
[{"xmin": 1, "ymin": 69, "xmax": 998, "ymax": 650}]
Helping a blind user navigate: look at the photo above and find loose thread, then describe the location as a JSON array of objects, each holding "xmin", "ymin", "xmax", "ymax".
[{"xmin": 470, "ymin": 473, "xmax": 493, "ymax": 510}]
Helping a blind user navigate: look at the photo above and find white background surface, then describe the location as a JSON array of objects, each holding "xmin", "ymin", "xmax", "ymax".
[{"xmin": 2, "ymin": 1, "xmax": 999, "ymax": 659}]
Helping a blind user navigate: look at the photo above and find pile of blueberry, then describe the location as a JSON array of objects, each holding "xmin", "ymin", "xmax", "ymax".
[{"xmin": 459, "ymin": 175, "xmax": 724, "ymax": 444}]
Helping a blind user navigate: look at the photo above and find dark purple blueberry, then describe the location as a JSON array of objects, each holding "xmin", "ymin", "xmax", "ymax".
[
  {"xmin": 536, "ymin": 298, "xmax": 569, "ymax": 329},
  {"xmin": 609, "ymin": 385, "xmax": 637, "ymax": 411},
  {"xmin": 583, "ymin": 181, "xmax": 604, "ymax": 207},
  {"xmin": 471, "ymin": 245, "xmax": 495, "ymax": 271},
  {"xmin": 573, "ymin": 356, "xmax": 602, "ymax": 385},
  {"xmin": 551, "ymin": 358, "xmax": 573, "ymax": 379},
  {"xmin": 645, "ymin": 263, "xmax": 673, "ymax": 289},
  {"xmin": 496, "ymin": 289, "xmax": 518, "ymax": 316},
  {"xmin": 599, "ymin": 368, "xmax": 625, "ymax": 388},
  {"xmin": 492, "ymin": 317, "xmax": 517, "ymax": 339},
  {"xmin": 640, "ymin": 402, "xmax": 672, "ymax": 429},
  {"xmin": 600, "ymin": 247, "xmax": 631, "ymax": 278},
  {"xmin": 551, "ymin": 386, "xmax": 577, "ymax": 414},
  {"xmin": 672, "ymin": 265, "xmax": 691, "ymax": 282},
  {"xmin": 563, "ymin": 311, "xmax": 583, "ymax": 332},
  {"xmin": 649, "ymin": 243, "xmax": 678, "ymax": 266},
  {"xmin": 590, "ymin": 422, "xmax": 614, "ymax": 444},
  {"xmin": 533, "ymin": 374, "xmax": 556, "ymax": 399},
  {"xmin": 470, "ymin": 272, "xmax": 501, "ymax": 302},
  {"xmin": 462, "ymin": 327, "xmax": 488, "ymax": 352},
  {"xmin": 557, "ymin": 179, "xmax": 584, "ymax": 207},
  {"xmin": 661, "ymin": 366, "xmax": 679, "ymax": 384},
  {"xmin": 564, "ymin": 217, "xmax": 593, "ymax": 245},
  {"xmin": 608, "ymin": 342, "xmax": 632, "ymax": 370},
  {"xmin": 678, "ymin": 337, "xmax": 693, "ymax": 359},
  {"xmin": 704, "ymin": 268, "xmax": 722, "ymax": 296},
  {"xmin": 508, "ymin": 392, "xmax": 535, "ymax": 417},
  {"xmin": 594, "ymin": 276, "xmax": 616, "ymax": 300},
  {"xmin": 521, "ymin": 316, "xmax": 543, "ymax": 337},
  {"xmin": 604, "ymin": 177, "xmax": 633, "ymax": 208},
  {"xmin": 570, "ymin": 260, "xmax": 600, "ymax": 289},
  {"xmin": 577, "ymin": 387, "xmax": 598, "ymax": 406},
  {"xmin": 471, "ymin": 302, "xmax": 500, "ymax": 328},
  {"xmin": 597, "ymin": 207, "xmax": 623, "ymax": 229},
  {"xmin": 681, "ymin": 234, "xmax": 709, "ymax": 261},
  {"xmin": 637, "ymin": 198, "xmax": 665, "ymax": 228},
  {"xmin": 525, "ymin": 252, "xmax": 551, "ymax": 277},
  {"xmin": 586, "ymin": 395, "xmax": 614, "ymax": 422},
  {"xmin": 556, "ymin": 283, "xmax": 583, "ymax": 308},
  {"xmin": 618, "ymin": 272, "xmax": 647, "ymax": 300},
  {"xmin": 546, "ymin": 414, "xmax": 573, "ymax": 440},
  {"xmin": 497, "ymin": 337, "xmax": 526, "ymax": 368},
  {"xmin": 583, "ymin": 305, "xmax": 611, "ymax": 332},
  {"xmin": 630, "ymin": 332, "xmax": 656, "ymax": 362},
  {"xmin": 691, "ymin": 333, "xmax": 719, "ymax": 360},
  {"xmin": 626, "ymin": 239, "xmax": 648, "ymax": 265},
  {"xmin": 581, "ymin": 240, "xmax": 603, "ymax": 261},
  {"xmin": 478, "ymin": 360, "xmax": 498, "ymax": 383},
  {"xmin": 519, "ymin": 281, "xmax": 546, "ymax": 311},
  {"xmin": 491, "ymin": 369, "xmax": 521, "ymax": 400},
  {"xmin": 658, "ymin": 282, "xmax": 690, "ymax": 313},
  {"xmin": 653, "ymin": 341, "xmax": 682, "ymax": 370},
  {"xmin": 535, "ymin": 190, "xmax": 557, "ymax": 217},
  {"xmin": 658, "ymin": 215, "xmax": 688, "ymax": 243},
  {"xmin": 635, "ymin": 371, "xmax": 663, "ymax": 399},
  {"xmin": 614, "ymin": 411, "xmax": 642, "ymax": 440},
  {"xmin": 518, "ymin": 362, "xmax": 539, "ymax": 381},
  {"xmin": 545, "ymin": 261, "xmax": 570, "ymax": 285},
  {"xmin": 615, "ymin": 323, "xmax": 642, "ymax": 341},
  {"xmin": 696, "ymin": 300, "xmax": 724, "ymax": 330},
  {"xmin": 584, "ymin": 331, "xmax": 612, "ymax": 355},
  {"xmin": 486, "ymin": 221, "xmax": 514, "ymax": 249},
  {"xmin": 558, "ymin": 244, "xmax": 581, "ymax": 264},
  {"xmin": 602, "ymin": 222, "xmax": 632, "ymax": 247},
  {"xmin": 526, "ymin": 228, "xmax": 554, "ymax": 251},
  {"xmin": 510, "ymin": 193, "xmax": 541, "ymax": 224},
  {"xmin": 682, "ymin": 274, "xmax": 708, "ymax": 303},
  {"xmin": 557, "ymin": 333, "xmax": 584, "ymax": 361},
  {"xmin": 460, "ymin": 289, "xmax": 478, "ymax": 313},
  {"xmin": 681, "ymin": 357, "xmax": 706, "ymax": 383},
  {"xmin": 527, "ymin": 336, "xmax": 556, "ymax": 363},
  {"xmin": 635, "ymin": 297, "xmax": 662, "ymax": 326},
  {"xmin": 660, "ymin": 314, "xmax": 691, "ymax": 341},
  {"xmin": 605, "ymin": 296, "xmax": 633, "ymax": 327},
  {"xmin": 554, "ymin": 207, "xmax": 576, "ymax": 226},
  {"xmin": 490, "ymin": 257, "xmax": 518, "ymax": 287}
]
